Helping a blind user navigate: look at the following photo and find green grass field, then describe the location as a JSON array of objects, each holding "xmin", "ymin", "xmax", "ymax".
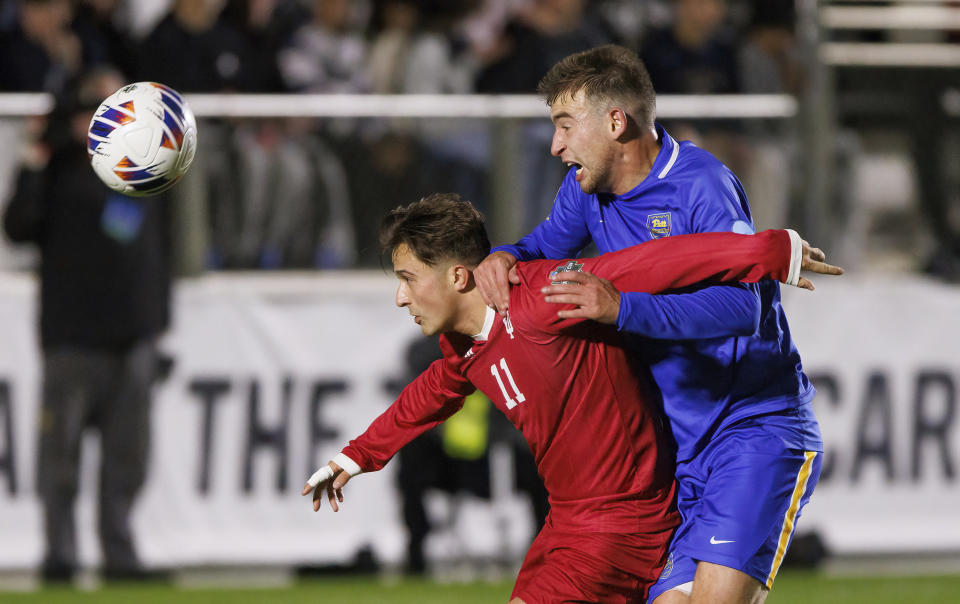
[{"xmin": 1, "ymin": 571, "xmax": 960, "ymax": 604}]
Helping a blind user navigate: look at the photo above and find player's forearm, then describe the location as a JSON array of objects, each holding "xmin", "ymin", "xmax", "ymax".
[
  {"xmin": 340, "ymin": 361, "xmax": 472, "ymax": 472},
  {"xmin": 592, "ymin": 229, "xmax": 799, "ymax": 293},
  {"xmin": 616, "ymin": 284, "xmax": 761, "ymax": 339}
]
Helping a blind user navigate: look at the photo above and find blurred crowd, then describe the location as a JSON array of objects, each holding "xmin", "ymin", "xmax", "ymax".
[{"xmin": 0, "ymin": 0, "xmax": 810, "ymax": 270}]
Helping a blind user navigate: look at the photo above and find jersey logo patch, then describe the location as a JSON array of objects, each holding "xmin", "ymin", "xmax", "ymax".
[
  {"xmin": 660, "ymin": 551, "xmax": 675, "ymax": 579},
  {"xmin": 646, "ymin": 212, "xmax": 672, "ymax": 238},
  {"xmin": 549, "ymin": 260, "xmax": 584, "ymax": 284}
]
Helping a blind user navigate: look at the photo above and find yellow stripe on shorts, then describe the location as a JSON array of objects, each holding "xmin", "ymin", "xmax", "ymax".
[{"xmin": 766, "ymin": 451, "xmax": 817, "ymax": 589}]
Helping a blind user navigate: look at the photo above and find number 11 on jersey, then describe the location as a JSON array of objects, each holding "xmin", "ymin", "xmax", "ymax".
[{"xmin": 491, "ymin": 358, "xmax": 526, "ymax": 409}]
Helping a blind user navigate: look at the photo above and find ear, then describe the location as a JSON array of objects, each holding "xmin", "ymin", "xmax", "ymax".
[
  {"xmin": 450, "ymin": 264, "xmax": 472, "ymax": 292},
  {"xmin": 608, "ymin": 107, "xmax": 628, "ymax": 139}
]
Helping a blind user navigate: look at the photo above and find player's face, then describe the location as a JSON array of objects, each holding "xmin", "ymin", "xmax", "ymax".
[
  {"xmin": 392, "ymin": 244, "xmax": 459, "ymax": 336},
  {"xmin": 549, "ymin": 91, "xmax": 617, "ymax": 195}
]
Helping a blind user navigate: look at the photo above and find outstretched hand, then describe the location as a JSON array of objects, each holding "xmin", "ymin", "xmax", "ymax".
[
  {"xmin": 474, "ymin": 251, "xmax": 520, "ymax": 315},
  {"xmin": 302, "ymin": 461, "xmax": 352, "ymax": 512},
  {"xmin": 798, "ymin": 239, "xmax": 844, "ymax": 291},
  {"xmin": 540, "ymin": 270, "xmax": 621, "ymax": 323}
]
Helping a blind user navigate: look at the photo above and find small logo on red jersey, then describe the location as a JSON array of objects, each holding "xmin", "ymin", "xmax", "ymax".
[{"xmin": 549, "ymin": 260, "xmax": 584, "ymax": 284}]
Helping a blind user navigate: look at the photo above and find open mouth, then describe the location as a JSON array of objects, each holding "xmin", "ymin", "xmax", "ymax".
[{"xmin": 565, "ymin": 161, "xmax": 583, "ymax": 178}]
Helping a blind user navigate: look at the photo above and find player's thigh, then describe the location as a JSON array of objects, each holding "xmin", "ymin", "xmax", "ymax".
[
  {"xmin": 648, "ymin": 430, "xmax": 821, "ymax": 601},
  {"xmin": 512, "ymin": 527, "xmax": 668, "ymax": 604},
  {"xmin": 689, "ymin": 561, "xmax": 767, "ymax": 604},
  {"xmin": 684, "ymin": 437, "xmax": 822, "ymax": 589}
]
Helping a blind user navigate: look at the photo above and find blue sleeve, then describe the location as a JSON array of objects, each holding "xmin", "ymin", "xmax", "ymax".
[
  {"xmin": 492, "ymin": 169, "xmax": 592, "ymax": 261},
  {"xmin": 616, "ymin": 284, "xmax": 761, "ymax": 339},
  {"xmin": 616, "ymin": 159, "xmax": 761, "ymax": 339}
]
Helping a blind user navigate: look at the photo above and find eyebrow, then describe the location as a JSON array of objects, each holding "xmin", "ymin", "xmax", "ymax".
[
  {"xmin": 394, "ymin": 269, "xmax": 414, "ymax": 278},
  {"xmin": 550, "ymin": 111, "xmax": 572, "ymax": 123}
]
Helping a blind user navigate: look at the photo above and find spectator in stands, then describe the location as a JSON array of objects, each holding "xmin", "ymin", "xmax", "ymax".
[
  {"xmin": 3, "ymin": 68, "xmax": 172, "ymax": 583},
  {"xmin": 218, "ymin": 0, "xmax": 307, "ymax": 93},
  {"xmin": 71, "ymin": 0, "xmax": 138, "ymax": 79},
  {"xmin": 640, "ymin": 0, "xmax": 739, "ymax": 96},
  {"xmin": 278, "ymin": 0, "xmax": 370, "ymax": 93},
  {"xmin": 476, "ymin": 0, "xmax": 610, "ymax": 94},
  {"xmin": 136, "ymin": 0, "xmax": 247, "ymax": 92},
  {"xmin": 737, "ymin": 0, "xmax": 802, "ymax": 96},
  {"xmin": 0, "ymin": 0, "xmax": 81, "ymax": 93}
]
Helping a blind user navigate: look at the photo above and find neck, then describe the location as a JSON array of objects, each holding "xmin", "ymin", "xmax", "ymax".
[
  {"xmin": 611, "ymin": 127, "xmax": 662, "ymax": 195},
  {"xmin": 452, "ymin": 289, "xmax": 491, "ymax": 338}
]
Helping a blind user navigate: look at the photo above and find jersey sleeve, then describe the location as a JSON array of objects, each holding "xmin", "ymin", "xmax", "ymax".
[
  {"xmin": 579, "ymin": 229, "xmax": 795, "ymax": 292},
  {"xmin": 340, "ymin": 358, "xmax": 475, "ymax": 473},
  {"xmin": 517, "ymin": 229, "xmax": 798, "ymax": 334},
  {"xmin": 492, "ymin": 169, "xmax": 592, "ymax": 261}
]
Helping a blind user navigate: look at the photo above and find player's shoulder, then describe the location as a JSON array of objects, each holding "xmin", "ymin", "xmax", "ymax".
[{"xmin": 671, "ymin": 140, "xmax": 735, "ymax": 183}]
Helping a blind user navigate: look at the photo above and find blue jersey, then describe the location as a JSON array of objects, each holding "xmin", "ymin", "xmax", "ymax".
[{"xmin": 495, "ymin": 124, "xmax": 820, "ymax": 461}]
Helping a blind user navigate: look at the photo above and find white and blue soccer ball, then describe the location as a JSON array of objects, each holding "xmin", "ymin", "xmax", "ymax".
[{"xmin": 87, "ymin": 81, "xmax": 198, "ymax": 197}]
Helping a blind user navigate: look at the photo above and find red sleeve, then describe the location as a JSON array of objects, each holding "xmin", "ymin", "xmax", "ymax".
[
  {"xmin": 341, "ymin": 358, "xmax": 475, "ymax": 472},
  {"xmin": 579, "ymin": 229, "xmax": 792, "ymax": 292},
  {"xmin": 515, "ymin": 229, "xmax": 793, "ymax": 333}
]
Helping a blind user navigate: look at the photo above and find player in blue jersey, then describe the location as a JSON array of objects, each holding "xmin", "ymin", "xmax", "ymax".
[{"xmin": 474, "ymin": 45, "xmax": 837, "ymax": 604}]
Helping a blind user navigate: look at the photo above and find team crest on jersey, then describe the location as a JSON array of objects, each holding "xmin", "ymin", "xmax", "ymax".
[
  {"xmin": 646, "ymin": 212, "xmax": 672, "ymax": 238},
  {"xmin": 549, "ymin": 260, "xmax": 584, "ymax": 284}
]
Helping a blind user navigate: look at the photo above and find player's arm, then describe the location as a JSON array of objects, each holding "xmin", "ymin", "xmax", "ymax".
[
  {"xmin": 541, "ymin": 229, "xmax": 840, "ymax": 330},
  {"xmin": 476, "ymin": 169, "xmax": 591, "ymax": 313},
  {"xmin": 301, "ymin": 358, "xmax": 474, "ymax": 511}
]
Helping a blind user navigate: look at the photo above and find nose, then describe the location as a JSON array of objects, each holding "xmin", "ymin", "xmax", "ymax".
[
  {"xmin": 550, "ymin": 129, "xmax": 564, "ymax": 157},
  {"xmin": 395, "ymin": 283, "xmax": 409, "ymax": 307}
]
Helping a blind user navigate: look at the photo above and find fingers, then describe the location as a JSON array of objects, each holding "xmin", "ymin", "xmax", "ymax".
[
  {"xmin": 326, "ymin": 481, "xmax": 339, "ymax": 513},
  {"xmin": 797, "ymin": 277, "xmax": 814, "ymax": 291},
  {"xmin": 803, "ymin": 260, "xmax": 845, "ymax": 276},
  {"xmin": 507, "ymin": 265, "xmax": 520, "ymax": 285},
  {"xmin": 475, "ymin": 252, "xmax": 518, "ymax": 315}
]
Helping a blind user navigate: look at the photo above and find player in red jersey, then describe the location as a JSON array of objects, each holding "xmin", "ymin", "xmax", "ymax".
[{"xmin": 303, "ymin": 194, "xmax": 839, "ymax": 603}]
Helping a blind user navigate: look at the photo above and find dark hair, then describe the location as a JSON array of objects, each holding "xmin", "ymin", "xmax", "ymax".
[
  {"xmin": 379, "ymin": 193, "xmax": 491, "ymax": 268},
  {"xmin": 537, "ymin": 44, "xmax": 656, "ymax": 128}
]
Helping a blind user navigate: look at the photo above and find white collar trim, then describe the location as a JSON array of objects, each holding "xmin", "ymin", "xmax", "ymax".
[
  {"xmin": 657, "ymin": 134, "xmax": 680, "ymax": 179},
  {"xmin": 473, "ymin": 306, "xmax": 496, "ymax": 341}
]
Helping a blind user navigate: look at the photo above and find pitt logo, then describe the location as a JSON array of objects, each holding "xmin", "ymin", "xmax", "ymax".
[
  {"xmin": 549, "ymin": 260, "xmax": 584, "ymax": 284},
  {"xmin": 646, "ymin": 212, "xmax": 672, "ymax": 238},
  {"xmin": 647, "ymin": 212, "xmax": 670, "ymax": 239}
]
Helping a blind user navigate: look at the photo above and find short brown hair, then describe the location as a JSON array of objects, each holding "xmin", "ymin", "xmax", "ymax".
[
  {"xmin": 379, "ymin": 193, "xmax": 491, "ymax": 268},
  {"xmin": 537, "ymin": 45, "xmax": 656, "ymax": 128}
]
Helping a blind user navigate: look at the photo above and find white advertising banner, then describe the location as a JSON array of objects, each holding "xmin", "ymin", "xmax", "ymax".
[
  {"xmin": 0, "ymin": 272, "xmax": 957, "ymax": 568},
  {"xmin": 781, "ymin": 275, "xmax": 960, "ymax": 555}
]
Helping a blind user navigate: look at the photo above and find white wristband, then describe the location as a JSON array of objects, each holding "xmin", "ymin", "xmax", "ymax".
[
  {"xmin": 784, "ymin": 229, "xmax": 802, "ymax": 287},
  {"xmin": 332, "ymin": 453, "xmax": 363, "ymax": 477}
]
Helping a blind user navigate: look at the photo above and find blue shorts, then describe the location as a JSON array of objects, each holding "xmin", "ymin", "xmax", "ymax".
[{"xmin": 647, "ymin": 417, "xmax": 822, "ymax": 602}]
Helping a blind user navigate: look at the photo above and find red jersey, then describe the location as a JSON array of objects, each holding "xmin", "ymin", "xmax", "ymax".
[{"xmin": 342, "ymin": 230, "xmax": 794, "ymax": 532}]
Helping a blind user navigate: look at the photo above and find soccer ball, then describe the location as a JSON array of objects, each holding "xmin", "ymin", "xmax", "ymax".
[{"xmin": 87, "ymin": 82, "xmax": 198, "ymax": 197}]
